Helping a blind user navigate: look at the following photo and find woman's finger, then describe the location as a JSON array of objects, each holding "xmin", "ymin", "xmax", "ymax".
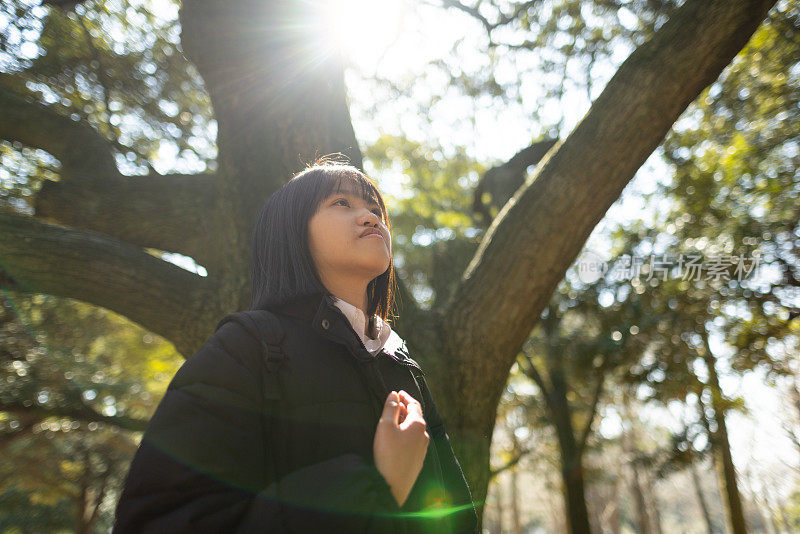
[
  {"xmin": 397, "ymin": 390, "xmax": 423, "ymax": 416},
  {"xmin": 398, "ymin": 402, "xmax": 408, "ymax": 424},
  {"xmin": 382, "ymin": 390, "xmax": 401, "ymax": 426}
]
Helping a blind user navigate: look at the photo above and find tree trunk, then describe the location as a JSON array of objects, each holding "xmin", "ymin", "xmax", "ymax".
[
  {"xmin": 510, "ymin": 466, "xmax": 523, "ymax": 534},
  {"xmin": 690, "ymin": 459, "xmax": 717, "ymax": 534},
  {"xmin": 544, "ymin": 467, "xmax": 569, "ymax": 534},
  {"xmin": 644, "ymin": 472, "xmax": 664, "ymax": 534},
  {"xmin": 585, "ymin": 484, "xmax": 602, "ymax": 534},
  {"xmin": 611, "ymin": 472, "xmax": 622, "ymax": 534},
  {"xmin": 494, "ymin": 482, "xmax": 504, "ymax": 534},
  {"xmin": 702, "ymin": 335, "xmax": 748, "ymax": 534},
  {"xmin": 549, "ymin": 369, "xmax": 592, "ymax": 534},
  {"xmin": 630, "ymin": 463, "xmax": 651, "ymax": 534}
]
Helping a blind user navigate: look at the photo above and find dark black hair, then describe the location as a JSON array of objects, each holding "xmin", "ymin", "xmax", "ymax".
[{"xmin": 249, "ymin": 155, "xmax": 396, "ymax": 326}]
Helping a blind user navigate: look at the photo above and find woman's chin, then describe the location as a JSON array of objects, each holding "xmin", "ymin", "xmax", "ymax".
[{"xmin": 358, "ymin": 256, "xmax": 390, "ymax": 277}]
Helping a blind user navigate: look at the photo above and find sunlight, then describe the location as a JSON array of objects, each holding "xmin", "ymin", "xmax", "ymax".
[{"xmin": 318, "ymin": 0, "xmax": 409, "ymax": 68}]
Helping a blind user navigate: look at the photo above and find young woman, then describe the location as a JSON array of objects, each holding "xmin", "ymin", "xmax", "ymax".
[{"xmin": 113, "ymin": 159, "xmax": 479, "ymax": 533}]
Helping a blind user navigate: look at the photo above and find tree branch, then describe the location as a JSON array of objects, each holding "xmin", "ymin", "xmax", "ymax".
[
  {"xmin": 518, "ymin": 351, "xmax": 550, "ymax": 400},
  {"xmin": 428, "ymin": 0, "xmax": 541, "ymax": 41},
  {"xmin": 489, "ymin": 446, "xmax": 531, "ymax": 480},
  {"xmin": 577, "ymin": 372, "xmax": 605, "ymax": 454},
  {"xmin": 34, "ymin": 173, "xmax": 221, "ymax": 270},
  {"xmin": 439, "ymin": 0, "xmax": 494, "ymax": 36},
  {"xmin": 0, "ymin": 75, "xmax": 219, "ymax": 268},
  {"xmin": 0, "ymin": 398, "xmax": 148, "ymax": 432},
  {"xmin": 0, "ymin": 76, "xmax": 118, "ymax": 179},
  {"xmin": 473, "ymin": 138, "xmax": 558, "ymax": 227},
  {"xmin": 441, "ymin": 0, "xmax": 778, "ymax": 416},
  {"xmin": 0, "ymin": 213, "xmax": 213, "ymax": 355}
]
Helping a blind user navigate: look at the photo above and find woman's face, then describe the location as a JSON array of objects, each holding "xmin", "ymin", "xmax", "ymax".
[{"xmin": 307, "ymin": 183, "xmax": 391, "ymax": 286}]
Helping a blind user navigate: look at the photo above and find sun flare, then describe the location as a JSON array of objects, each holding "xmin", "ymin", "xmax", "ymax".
[{"xmin": 318, "ymin": 0, "xmax": 409, "ymax": 68}]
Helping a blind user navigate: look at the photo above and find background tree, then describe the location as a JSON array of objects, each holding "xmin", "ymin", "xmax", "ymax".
[{"xmin": 0, "ymin": 293, "xmax": 181, "ymax": 530}]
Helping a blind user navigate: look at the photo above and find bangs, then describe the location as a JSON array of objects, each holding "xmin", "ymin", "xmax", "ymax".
[{"xmin": 307, "ymin": 166, "xmax": 387, "ymax": 221}]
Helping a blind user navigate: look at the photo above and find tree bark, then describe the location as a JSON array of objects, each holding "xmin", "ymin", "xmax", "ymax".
[
  {"xmin": 34, "ymin": 173, "xmax": 221, "ymax": 271},
  {"xmin": 0, "ymin": 213, "xmax": 211, "ymax": 355},
  {"xmin": 701, "ymin": 334, "xmax": 749, "ymax": 534}
]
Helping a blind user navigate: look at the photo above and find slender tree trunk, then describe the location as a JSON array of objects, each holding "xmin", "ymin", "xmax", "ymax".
[
  {"xmin": 644, "ymin": 473, "xmax": 664, "ymax": 534},
  {"xmin": 86, "ymin": 470, "xmax": 110, "ymax": 533},
  {"xmin": 585, "ymin": 484, "xmax": 602, "ymax": 534},
  {"xmin": 621, "ymin": 402, "xmax": 651, "ymax": 534},
  {"xmin": 510, "ymin": 465, "xmax": 523, "ymax": 534},
  {"xmin": 549, "ymin": 366, "xmax": 593, "ymax": 534},
  {"xmin": 74, "ymin": 493, "xmax": 87, "ymax": 534},
  {"xmin": 629, "ymin": 455, "xmax": 652, "ymax": 534},
  {"xmin": 611, "ymin": 471, "xmax": 622, "ymax": 534},
  {"xmin": 701, "ymin": 335, "xmax": 748, "ymax": 534},
  {"xmin": 74, "ymin": 448, "xmax": 90, "ymax": 534},
  {"xmin": 787, "ymin": 369, "xmax": 800, "ymax": 458},
  {"xmin": 495, "ymin": 481, "xmax": 505, "ymax": 534},
  {"xmin": 690, "ymin": 459, "xmax": 716, "ymax": 534},
  {"xmin": 545, "ymin": 466, "xmax": 569, "ymax": 534}
]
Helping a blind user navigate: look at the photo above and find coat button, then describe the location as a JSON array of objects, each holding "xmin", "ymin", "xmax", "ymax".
[{"xmin": 321, "ymin": 318, "xmax": 330, "ymax": 329}]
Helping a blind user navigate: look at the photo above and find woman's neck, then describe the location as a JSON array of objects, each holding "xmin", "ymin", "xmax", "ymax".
[{"xmin": 323, "ymin": 281, "xmax": 370, "ymax": 317}]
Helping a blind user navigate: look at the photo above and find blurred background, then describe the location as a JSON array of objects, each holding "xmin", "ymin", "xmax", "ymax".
[{"xmin": 0, "ymin": 0, "xmax": 798, "ymax": 532}]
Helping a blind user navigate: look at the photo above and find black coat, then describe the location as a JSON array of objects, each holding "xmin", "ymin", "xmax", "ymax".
[{"xmin": 113, "ymin": 291, "xmax": 479, "ymax": 533}]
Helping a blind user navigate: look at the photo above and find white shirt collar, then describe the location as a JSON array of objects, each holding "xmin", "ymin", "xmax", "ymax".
[{"xmin": 331, "ymin": 296, "xmax": 392, "ymax": 356}]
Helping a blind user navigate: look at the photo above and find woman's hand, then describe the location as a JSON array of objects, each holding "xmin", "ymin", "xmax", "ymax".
[{"xmin": 373, "ymin": 390, "xmax": 429, "ymax": 507}]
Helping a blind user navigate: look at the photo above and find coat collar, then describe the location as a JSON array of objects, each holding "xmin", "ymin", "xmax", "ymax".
[{"xmin": 265, "ymin": 290, "xmax": 409, "ymax": 364}]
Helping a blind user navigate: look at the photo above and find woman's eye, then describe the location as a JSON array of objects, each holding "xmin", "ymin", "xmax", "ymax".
[{"xmin": 333, "ymin": 198, "xmax": 382, "ymax": 219}]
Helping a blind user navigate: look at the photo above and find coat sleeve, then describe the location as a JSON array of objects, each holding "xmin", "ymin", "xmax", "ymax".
[
  {"xmin": 112, "ymin": 320, "xmax": 401, "ymax": 534},
  {"xmin": 416, "ymin": 373, "xmax": 481, "ymax": 534}
]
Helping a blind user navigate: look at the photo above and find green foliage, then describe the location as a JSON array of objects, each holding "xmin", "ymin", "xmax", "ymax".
[
  {"xmin": 0, "ymin": 290, "xmax": 182, "ymax": 531},
  {"xmin": 365, "ymin": 133, "xmax": 486, "ymax": 308},
  {"xmin": 658, "ymin": 2, "xmax": 800, "ymax": 375},
  {"xmin": 1, "ymin": 0, "xmax": 215, "ymax": 214}
]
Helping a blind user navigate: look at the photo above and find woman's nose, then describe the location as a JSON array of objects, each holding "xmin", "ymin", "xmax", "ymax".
[{"xmin": 360, "ymin": 210, "xmax": 381, "ymax": 227}]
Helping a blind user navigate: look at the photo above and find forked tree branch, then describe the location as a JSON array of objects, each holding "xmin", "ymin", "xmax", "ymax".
[
  {"xmin": 34, "ymin": 173, "xmax": 220, "ymax": 270},
  {"xmin": 0, "ymin": 78, "xmax": 118, "ymax": 179},
  {"xmin": 440, "ymin": 0, "xmax": 778, "ymax": 431},
  {"xmin": 0, "ymin": 213, "xmax": 212, "ymax": 355}
]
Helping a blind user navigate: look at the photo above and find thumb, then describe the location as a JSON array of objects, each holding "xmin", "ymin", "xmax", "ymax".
[{"xmin": 383, "ymin": 391, "xmax": 400, "ymax": 426}]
